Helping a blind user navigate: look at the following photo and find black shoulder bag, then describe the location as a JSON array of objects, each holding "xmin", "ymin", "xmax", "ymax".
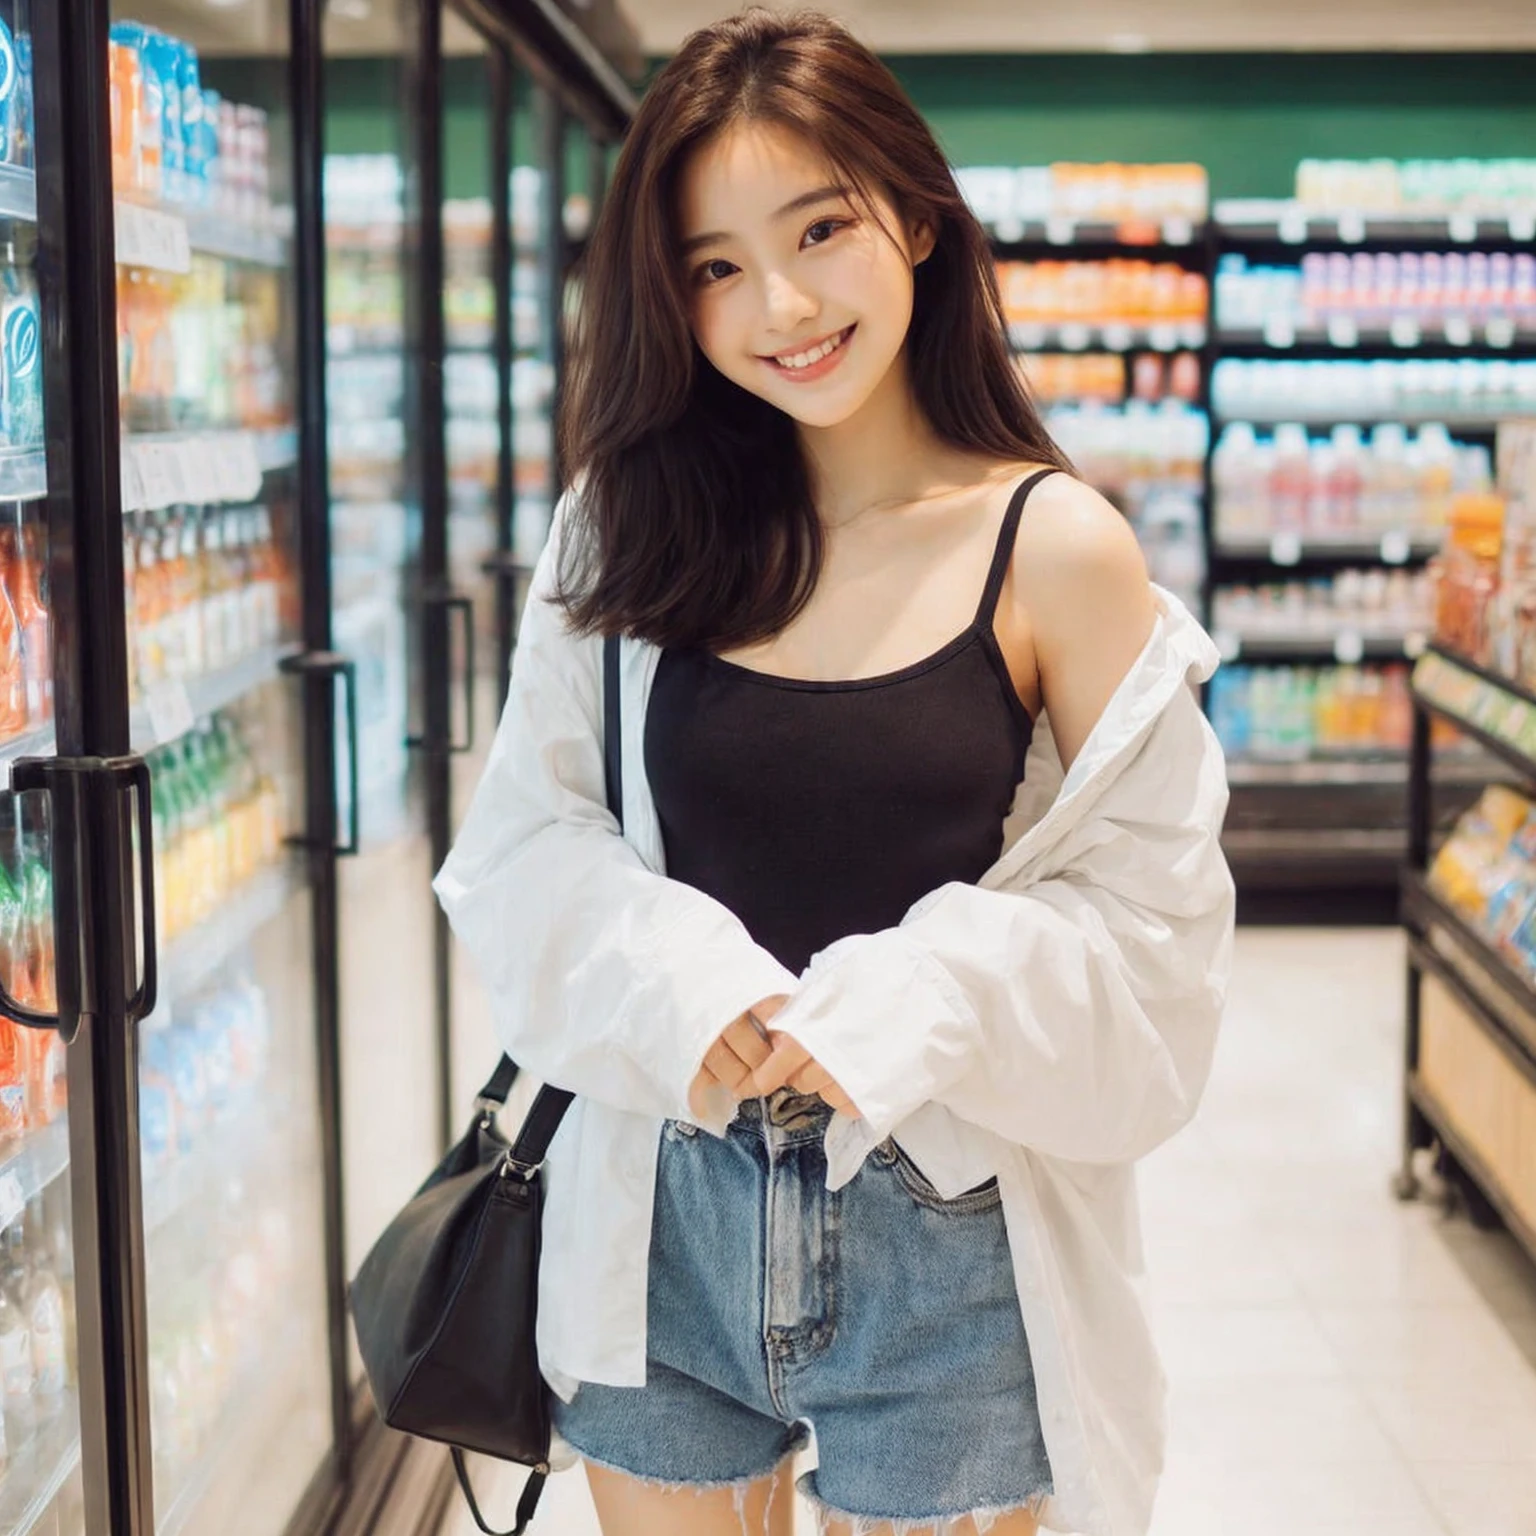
[{"xmin": 349, "ymin": 635, "xmax": 624, "ymax": 1536}]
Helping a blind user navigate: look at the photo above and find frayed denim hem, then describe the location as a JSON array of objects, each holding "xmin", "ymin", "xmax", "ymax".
[
  {"xmin": 795, "ymin": 1469, "xmax": 1050, "ymax": 1536},
  {"xmin": 562, "ymin": 1436, "xmax": 807, "ymax": 1536}
]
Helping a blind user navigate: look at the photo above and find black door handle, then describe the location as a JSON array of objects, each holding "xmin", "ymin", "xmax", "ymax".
[
  {"xmin": 280, "ymin": 650, "xmax": 362, "ymax": 857},
  {"xmin": 407, "ymin": 588, "xmax": 477, "ymax": 756}
]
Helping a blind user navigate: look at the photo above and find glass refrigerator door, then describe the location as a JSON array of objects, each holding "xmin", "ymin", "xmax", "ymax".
[
  {"xmin": 0, "ymin": 2, "xmax": 98, "ymax": 1532},
  {"xmin": 106, "ymin": 3, "xmax": 333, "ymax": 1531},
  {"xmin": 320, "ymin": 8, "xmax": 441, "ymax": 1370}
]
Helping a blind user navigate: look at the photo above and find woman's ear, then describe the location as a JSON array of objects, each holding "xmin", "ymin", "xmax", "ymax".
[{"xmin": 909, "ymin": 216, "xmax": 937, "ymax": 267}]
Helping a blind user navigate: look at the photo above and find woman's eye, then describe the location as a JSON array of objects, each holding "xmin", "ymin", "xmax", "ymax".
[
  {"xmin": 803, "ymin": 218, "xmax": 845, "ymax": 247},
  {"xmin": 695, "ymin": 258, "xmax": 737, "ymax": 286}
]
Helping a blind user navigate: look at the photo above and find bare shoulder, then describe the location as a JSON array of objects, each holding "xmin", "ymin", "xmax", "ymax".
[{"xmin": 1011, "ymin": 471, "xmax": 1149, "ymax": 605}]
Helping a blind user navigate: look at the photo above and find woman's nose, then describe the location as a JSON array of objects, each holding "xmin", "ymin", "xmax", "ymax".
[{"xmin": 762, "ymin": 270, "xmax": 818, "ymax": 331}]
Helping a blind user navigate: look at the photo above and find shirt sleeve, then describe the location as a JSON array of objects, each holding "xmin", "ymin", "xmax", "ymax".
[
  {"xmin": 432, "ymin": 501, "xmax": 799, "ymax": 1132},
  {"xmin": 766, "ymin": 678, "xmax": 1235, "ymax": 1172}
]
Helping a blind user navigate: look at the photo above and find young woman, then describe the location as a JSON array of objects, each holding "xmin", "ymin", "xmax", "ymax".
[{"xmin": 436, "ymin": 11, "xmax": 1234, "ymax": 1536}]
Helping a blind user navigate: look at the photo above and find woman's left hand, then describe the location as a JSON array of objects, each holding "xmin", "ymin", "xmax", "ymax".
[{"xmin": 752, "ymin": 1035, "xmax": 862, "ymax": 1118}]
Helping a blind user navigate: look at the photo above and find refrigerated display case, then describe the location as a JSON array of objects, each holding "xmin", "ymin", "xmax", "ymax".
[{"xmin": 0, "ymin": 2, "xmax": 635, "ymax": 1532}]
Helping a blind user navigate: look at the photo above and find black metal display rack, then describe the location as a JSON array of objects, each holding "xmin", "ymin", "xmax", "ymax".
[{"xmin": 1398, "ymin": 643, "xmax": 1536, "ymax": 1265}]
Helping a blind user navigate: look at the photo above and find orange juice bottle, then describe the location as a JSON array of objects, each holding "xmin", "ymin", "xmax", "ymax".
[{"xmin": 0, "ymin": 570, "xmax": 27, "ymax": 742}]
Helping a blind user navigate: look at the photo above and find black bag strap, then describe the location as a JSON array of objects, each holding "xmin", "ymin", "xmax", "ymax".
[
  {"xmin": 452, "ymin": 1449, "xmax": 546, "ymax": 1536},
  {"xmin": 473, "ymin": 634, "xmax": 622, "ymax": 1139}
]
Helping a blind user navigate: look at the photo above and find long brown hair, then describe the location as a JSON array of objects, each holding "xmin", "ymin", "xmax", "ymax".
[{"xmin": 555, "ymin": 7, "xmax": 1071, "ymax": 649}]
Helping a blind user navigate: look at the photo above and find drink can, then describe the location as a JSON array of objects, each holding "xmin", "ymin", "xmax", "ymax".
[
  {"xmin": 0, "ymin": 256, "xmax": 42, "ymax": 452},
  {"xmin": 0, "ymin": 19, "xmax": 16, "ymax": 166}
]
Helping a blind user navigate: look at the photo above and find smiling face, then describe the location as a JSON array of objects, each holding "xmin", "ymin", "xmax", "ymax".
[{"xmin": 676, "ymin": 119, "xmax": 935, "ymax": 432}]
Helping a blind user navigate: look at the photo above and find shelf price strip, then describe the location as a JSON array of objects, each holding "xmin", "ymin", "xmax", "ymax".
[{"xmin": 1414, "ymin": 651, "xmax": 1536, "ymax": 770}]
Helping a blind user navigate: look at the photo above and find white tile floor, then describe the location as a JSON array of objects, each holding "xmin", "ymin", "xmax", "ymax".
[{"xmin": 443, "ymin": 929, "xmax": 1536, "ymax": 1536}]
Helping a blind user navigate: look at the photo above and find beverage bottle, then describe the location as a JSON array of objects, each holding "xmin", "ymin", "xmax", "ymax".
[
  {"xmin": 1270, "ymin": 423, "xmax": 1312, "ymax": 532},
  {"xmin": 0, "ymin": 559, "xmax": 28, "ymax": 740},
  {"xmin": 0, "ymin": 19, "xmax": 16, "ymax": 167},
  {"xmin": 179, "ymin": 506, "xmax": 205, "ymax": 677},
  {"xmin": 158, "ymin": 509, "xmax": 187, "ymax": 682},
  {"xmin": 7, "ymin": 515, "xmax": 51, "ymax": 724},
  {"xmin": 124, "ymin": 511, "xmax": 141, "ymax": 702},
  {"xmin": 108, "ymin": 24, "xmax": 162, "ymax": 201},
  {"xmin": 134, "ymin": 510, "xmax": 166, "ymax": 689},
  {"xmin": 9, "ymin": 32, "xmax": 33, "ymax": 173},
  {"xmin": 1328, "ymin": 425, "xmax": 1366, "ymax": 532},
  {"xmin": 0, "ymin": 1225, "xmax": 34, "ymax": 1446},
  {"xmin": 0, "ymin": 236, "xmax": 44, "ymax": 451},
  {"xmin": 9, "ymin": 1214, "xmax": 66, "ymax": 1408},
  {"xmin": 45, "ymin": 1208, "xmax": 75, "ymax": 1386}
]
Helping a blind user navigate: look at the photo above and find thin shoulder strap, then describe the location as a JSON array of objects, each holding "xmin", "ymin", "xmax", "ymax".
[{"xmin": 975, "ymin": 468, "xmax": 1056, "ymax": 629}]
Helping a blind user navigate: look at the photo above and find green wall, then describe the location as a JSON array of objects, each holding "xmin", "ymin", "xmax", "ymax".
[
  {"xmin": 225, "ymin": 50, "xmax": 1536, "ymax": 205},
  {"xmin": 885, "ymin": 54, "xmax": 1536, "ymax": 200}
]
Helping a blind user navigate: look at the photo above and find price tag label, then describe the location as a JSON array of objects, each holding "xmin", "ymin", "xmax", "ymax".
[
  {"xmin": 1045, "ymin": 216, "xmax": 1075, "ymax": 247},
  {"xmin": 1278, "ymin": 206, "xmax": 1308, "ymax": 245},
  {"xmin": 1337, "ymin": 210, "xmax": 1366, "ymax": 244},
  {"xmin": 1333, "ymin": 631, "xmax": 1365, "ymax": 665},
  {"xmin": 115, "ymin": 202, "xmax": 191, "ymax": 274},
  {"xmin": 1327, "ymin": 315, "xmax": 1360, "ymax": 348},
  {"xmin": 1448, "ymin": 211, "xmax": 1478, "ymax": 244},
  {"xmin": 119, "ymin": 446, "xmax": 145, "ymax": 512},
  {"xmin": 233, "ymin": 432, "xmax": 264, "ymax": 499},
  {"xmin": 1270, "ymin": 531, "xmax": 1303, "ymax": 566},
  {"xmin": 1162, "ymin": 215, "xmax": 1194, "ymax": 246},
  {"xmin": 1444, "ymin": 315, "xmax": 1473, "ymax": 348},
  {"xmin": 1380, "ymin": 530, "xmax": 1412, "ymax": 565},
  {"xmin": 1485, "ymin": 317, "xmax": 1516, "ymax": 350},
  {"xmin": 1389, "ymin": 315, "xmax": 1420, "ymax": 348},
  {"xmin": 1100, "ymin": 322, "xmax": 1133, "ymax": 352},
  {"xmin": 1058, "ymin": 322, "xmax": 1091, "ymax": 352},
  {"xmin": 1214, "ymin": 629, "xmax": 1241, "ymax": 662},
  {"xmin": 1263, "ymin": 315, "xmax": 1296, "ymax": 349},
  {"xmin": 145, "ymin": 680, "xmax": 195, "ymax": 745},
  {"xmin": 1509, "ymin": 209, "xmax": 1536, "ymax": 242},
  {"xmin": 172, "ymin": 439, "xmax": 213, "ymax": 504},
  {"xmin": 0, "ymin": 1172, "xmax": 24, "ymax": 1231},
  {"xmin": 1148, "ymin": 322, "xmax": 1178, "ymax": 352},
  {"xmin": 133, "ymin": 442, "xmax": 181, "ymax": 509}
]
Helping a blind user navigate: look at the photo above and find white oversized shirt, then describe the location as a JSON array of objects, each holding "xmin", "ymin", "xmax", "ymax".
[{"xmin": 433, "ymin": 501, "xmax": 1235, "ymax": 1536}]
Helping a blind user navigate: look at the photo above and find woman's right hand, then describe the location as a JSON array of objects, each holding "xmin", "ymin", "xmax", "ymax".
[{"xmin": 687, "ymin": 995, "xmax": 789, "ymax": 1120}]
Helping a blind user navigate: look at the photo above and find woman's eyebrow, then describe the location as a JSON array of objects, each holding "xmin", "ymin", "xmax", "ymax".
[{"xmin": 679, "ymin": 184, "xmax": 851, "ymax": 256}]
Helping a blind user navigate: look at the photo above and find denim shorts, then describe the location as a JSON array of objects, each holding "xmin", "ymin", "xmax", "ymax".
[{"xmin": 551, "ymin": 1087, "xmax": 1053, "ymax": 1534}]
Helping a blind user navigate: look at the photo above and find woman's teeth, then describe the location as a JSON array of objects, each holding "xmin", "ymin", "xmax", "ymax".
[{"xmin": 774, "ymin": 328, "xmax": 851, "ymax": 370}]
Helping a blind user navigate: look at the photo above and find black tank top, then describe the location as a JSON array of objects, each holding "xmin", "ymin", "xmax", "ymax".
[{"xmin": 644, "ymin": 470, "xmax": 1051, "ymax": 977}]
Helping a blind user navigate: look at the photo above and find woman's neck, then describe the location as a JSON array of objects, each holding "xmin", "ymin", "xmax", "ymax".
[{"xmin": 797, "ymin": 349, "xmax": 966, "ymax": 531}]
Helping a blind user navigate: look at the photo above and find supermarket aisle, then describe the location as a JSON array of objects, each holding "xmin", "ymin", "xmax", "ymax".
[{"xmin": 442, "ymin": 929, "xmax": 1536, "ymax": 1536}]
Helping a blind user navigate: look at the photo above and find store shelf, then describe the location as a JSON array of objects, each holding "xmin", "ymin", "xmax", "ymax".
[
  {"xmin": 1211, "ymin": 409, "xmax": 1515, "ymax": 432},
  {"xmin": 143, "ymin": 1104, "xmax": 290, "ymax": 1239},
  {"xmin": 988, "ymin": 218, "xmax": 1206, "ymax": 253},
  {"xmin": 1214, "ymin": 199, "xmax": 1536, "ymax": 247},
  {"xmin": 1214, "ymin": 628, "xmax": 1424, "ymax": 664},
  {"xmin": 0, "ymin": 163, "xmax": 37, "ymax": 222},
  {"xmin": 1225, "ymin": 750, "xmax": 1498, "ymax": 787},
  {"xmin": 130, "ymin": 643, "xmax": 302, "ymax": 752},
  {"xmin": 0, "ymin": 1116, "xmax": 70, "ymax": 1225},
  {"xmin": 1008, "ymin": 320, "xmax": 1206, "ymax": 353},
  {"xmin": 183, "ymin": 208, "xmax": 286, "ymax": 267},
  {"xmin": 1411, "ymin": 646, "xmax": 1536, "ymax": 783},
  {"xmin": 1217, "ymin": 322, "xmax": 1536, "ymax": 358},
  {"xmin": 1210, "ymin": 531, "xmax": 1441, "ymax": 574},
  {"xmin": 122, "ymin": 427, "xmax": 299, "ymax": 512},
  {"xmin": 0, "ymin": 722, "xmax": 60, "ymax": 778},
  {"xmin": 0, "ymin": 449, "xmax": 47, "ymax": 503},
  {"xmin": 0, "ymin": 1392, "xmax": 81, "ymax": 1536},
  {"xmin": 156, "ymin": 859, "xmax": 306, "ymax": 1008},
  {"xmin": 1402, "ymin": 871, "xmax": 1536, "ymax": 1057}
]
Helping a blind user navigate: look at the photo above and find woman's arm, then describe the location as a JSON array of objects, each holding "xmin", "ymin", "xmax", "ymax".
[{"xmin": 433, "ymin": 499, "xmax": 798, "ymax": 1130}]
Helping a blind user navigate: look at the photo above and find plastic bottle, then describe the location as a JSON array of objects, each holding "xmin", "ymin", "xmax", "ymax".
[
  {"xmin": 6, "ymin": 515, "xmax": 50, "ymax": 725},
  {"xmin": 1328, "ymin": 425, "xmax": 1366, "ymax": 532},
  {"xmin": 0, "ymin": 563, "xmax": 28, "ymax": 741},
  {"xmin": 0, "ymin": 237, "xmax": 44, "ymax": 452},
  {"xmin": 1212, "ymin": 423, "xmax": 1262, "ymax": 538},
  {"xmin": 12, "ymin": 1213, "xmax": 65, "ymax": 1407},
  {"xmin": 1270, "ymin": 424, "xmax": 1312, "ymax": 532},
  {"xmin": 0, "ymin": 1227, "xmax": 34, "ymax": 1446}
]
